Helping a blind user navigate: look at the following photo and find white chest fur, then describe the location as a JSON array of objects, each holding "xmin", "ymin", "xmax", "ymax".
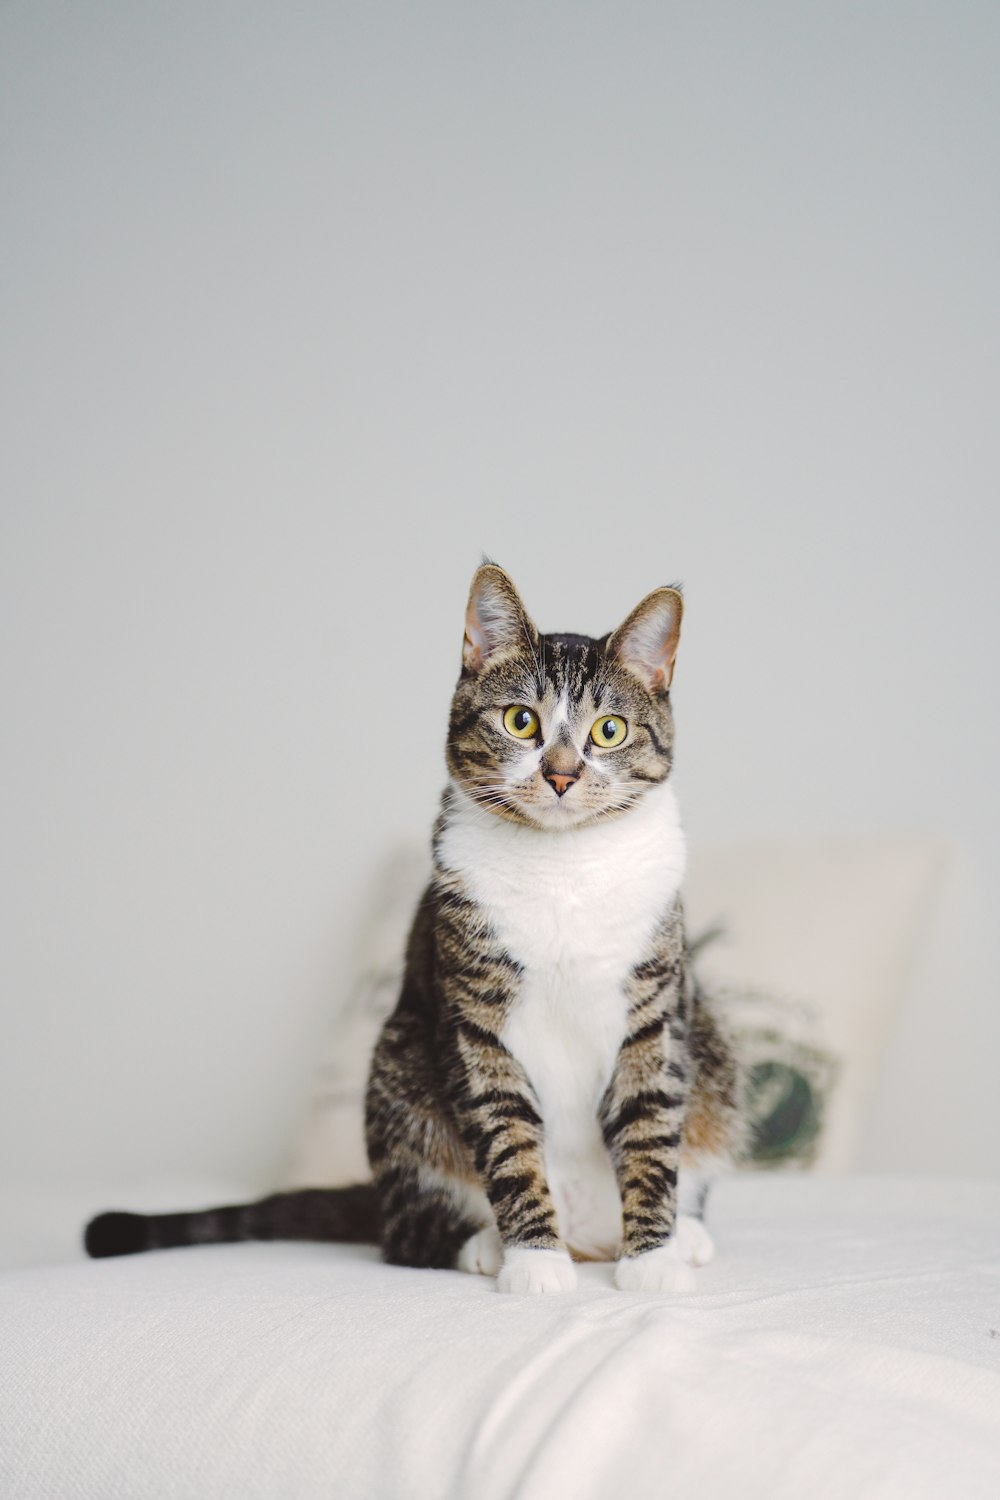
[{"xmin": 437, "ymin": 780, "xmax": 686, "ymax": 1257}]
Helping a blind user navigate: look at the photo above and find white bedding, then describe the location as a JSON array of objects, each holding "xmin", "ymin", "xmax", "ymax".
[{"xmin": 2, "ymin": 1176, "xmax": 999, "ymax": 1499}]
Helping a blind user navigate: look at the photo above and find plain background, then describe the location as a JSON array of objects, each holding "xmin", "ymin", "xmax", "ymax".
[{"xmin": 2, "ymin": 1, "xmax": 998, "ymax": 1205}]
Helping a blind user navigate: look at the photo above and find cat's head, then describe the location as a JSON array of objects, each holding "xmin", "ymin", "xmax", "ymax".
[{"xmin": 446, "ymin": 563, "xmax": 682, "ymax": 830}]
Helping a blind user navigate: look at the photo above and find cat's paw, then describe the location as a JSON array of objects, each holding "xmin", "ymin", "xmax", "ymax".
[
  {"xmin": 457, "ymin": 1226, "xmax": 503, "ymax": 1277},
  {"xmin": 615, "ymin": 1241, "xmax": 697, "ymax": 1294},
  {"xmin": 675, "ymin": 1214, "xmax": 715, "ymax": 1267},
  {"xmin": 497, "ymin": 1247, "xmax": 578, "ymax": 1295}
]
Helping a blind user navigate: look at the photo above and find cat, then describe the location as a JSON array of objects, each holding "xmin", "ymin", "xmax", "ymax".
[{"xmin": 85, "ymin": 564, "xmax": 742, "ymax": 1294}]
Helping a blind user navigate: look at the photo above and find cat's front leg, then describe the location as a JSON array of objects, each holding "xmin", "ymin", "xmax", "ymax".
[
  {"xmin": 463, "ymin": 1053, "xmax": 577, "ymax": 1293},
  {"xmin": 451, "ymin": 1018, "xmax": 576, "ymax": 1293},
  {"xmin": 436, "ymin": 883, "xmax": 577, "ymax": 1293},
  {"xmin": 603, "ymin": 1069, "xmax": 695, "ymax": 1292},
  {"xmin": 601, "ymin": 971, "xmax": 694, "ymax": 1294}
]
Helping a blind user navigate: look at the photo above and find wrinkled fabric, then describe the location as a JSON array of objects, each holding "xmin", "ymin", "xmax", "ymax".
[{"xmin": 2, "ymin": 1176, "xmax": 998, "ymax": 1499}]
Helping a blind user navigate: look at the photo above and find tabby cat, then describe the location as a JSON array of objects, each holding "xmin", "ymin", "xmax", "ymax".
[{"xmin": 86, "ymin": 565, "xmax": 741, "ymax": 1294}]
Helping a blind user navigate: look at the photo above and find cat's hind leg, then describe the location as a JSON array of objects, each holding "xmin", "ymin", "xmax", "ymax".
[
  {"xmin": 674, "ymin": 1211, "xmax": 715, "ymax": 1267},
  {"xmin": 675, "ymin": 1155, "xmax": 731, "ymax": 1266},
  {"xmin": 673, "ymin": 989, "xmax": 745, "ymax": 1268},
  {"xmin": 456, "ymin": 1223, "xmax": 503, "ymax": 1276},
  {"xmin": 367, "ymin": 1006, "xmax": 498, "ymax": 1273},
  {"xmin": 375, "ymin": 1161, "xmax": 494, "ymax": 1272}
]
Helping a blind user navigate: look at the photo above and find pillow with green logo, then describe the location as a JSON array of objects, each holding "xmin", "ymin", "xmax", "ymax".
[{"xmin": 684, "ymin": 838, "xmax": 941, "ymax": 1171}]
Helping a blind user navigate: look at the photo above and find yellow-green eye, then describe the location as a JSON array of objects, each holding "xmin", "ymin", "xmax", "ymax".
[
  {"xmin": 503, "ymin": 705, "xmax": 540, "ymax": 739},
  {"xmin": 591, "ymin": 715, "xmax": 627, "ymax": 748}
]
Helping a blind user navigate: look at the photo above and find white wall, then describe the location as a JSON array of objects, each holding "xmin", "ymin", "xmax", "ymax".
[{"xmin": 2, "ymin": 1, "xmax": 998, "ymax": 1196}]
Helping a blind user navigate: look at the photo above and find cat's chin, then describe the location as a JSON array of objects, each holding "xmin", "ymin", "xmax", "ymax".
[
  {"xmin": 521, "ymin": 798, "xmax": 626, "ymax": 833},
  {"xmin": 453, "ymin": 777, "xmax": 636, "ymax": 832}
]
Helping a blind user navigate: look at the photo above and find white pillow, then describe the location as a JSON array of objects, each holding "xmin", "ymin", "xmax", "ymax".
[
  {"xmin": 285, "ymin": 848, "xmax": 428, "ymax": 1189},
  {"xmin": 284, "ymin": 838, "xmax": 941, "ymax": 1186}
]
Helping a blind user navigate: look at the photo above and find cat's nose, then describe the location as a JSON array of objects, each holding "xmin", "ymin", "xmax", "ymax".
[{"xmin": 544, "ymin": 770, "xmax": 579, "ymax": 797}]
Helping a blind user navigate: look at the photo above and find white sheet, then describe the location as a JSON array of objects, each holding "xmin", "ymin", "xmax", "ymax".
[{"xmin": 2, "ymin": 1176, "xmax": 999, "ymax": 1499}]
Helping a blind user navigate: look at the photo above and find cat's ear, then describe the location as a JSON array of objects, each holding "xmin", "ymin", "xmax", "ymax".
[
  {"xmin": 607, "ymin": 587, "xmax": 683, "ymax": 694},
  {"xmin": 462, "ymin": 564, "xmax": 539, "ymax": 674}
]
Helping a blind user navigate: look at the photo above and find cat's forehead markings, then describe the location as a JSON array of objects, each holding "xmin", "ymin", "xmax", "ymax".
[
  {"xmin": 539, "ymin": 632, "xmax": 600, "ymax": 698},
  {"xmin": 550, "ymin": 690, "xmax": 570, "ymax": 732}
]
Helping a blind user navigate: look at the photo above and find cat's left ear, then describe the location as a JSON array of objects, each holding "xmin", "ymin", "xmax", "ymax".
[
  {"xmin": 463, "ymin": 564, "xmax": 540, "ymax": 674},
  {"xmin": 607, "ymin": 587, "xmax": 683, "ymax": 694}
]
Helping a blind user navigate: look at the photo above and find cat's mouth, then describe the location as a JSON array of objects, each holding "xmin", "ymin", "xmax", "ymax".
[
  {"xmin": 531, "ymin": 800, "xmax": 600, "ymax": 830},
  {"xmin": 461, "ymin": 772, "xmax": 631, "ymax": 830},
  {"xmin": 519, "ymin": 776, "xmax": 628, "ymax": 831}
]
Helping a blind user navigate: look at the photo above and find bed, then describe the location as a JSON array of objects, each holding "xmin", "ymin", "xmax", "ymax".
[{"xmin": 2, "ymin": 1174, "xmax": 998, "ymax": 1498}]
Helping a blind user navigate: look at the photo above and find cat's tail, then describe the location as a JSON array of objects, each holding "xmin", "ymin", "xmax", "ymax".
[{"xmin": 83, "ymin": 1185, "xmax": 380, "ymax": 1259}]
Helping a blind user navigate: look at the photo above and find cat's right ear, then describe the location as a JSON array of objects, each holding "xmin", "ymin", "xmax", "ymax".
[{"xmin": 463, "ymin": 564, "xmax": 539, "ymax": 674}]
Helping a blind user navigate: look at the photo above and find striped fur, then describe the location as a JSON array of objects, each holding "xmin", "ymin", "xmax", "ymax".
[{"xmin": 85, "ymin": 565, "xmax": 742, "ymax": 1293}]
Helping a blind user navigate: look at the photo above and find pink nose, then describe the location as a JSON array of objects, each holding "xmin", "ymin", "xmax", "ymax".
[{"xmin": 545, "ymin": 772, "xmax": 578, "ymax": 797}]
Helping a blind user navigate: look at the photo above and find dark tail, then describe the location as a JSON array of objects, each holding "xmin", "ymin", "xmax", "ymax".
[{"xmin": 84, "ymin": 1184, "xmax": 380, "ymax": 1259}]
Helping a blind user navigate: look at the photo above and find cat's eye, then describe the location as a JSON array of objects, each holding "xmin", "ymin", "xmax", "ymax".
[
  {"xmin": 590, "ymin": 715, "xmax": 628, "ymax": 748},
  {"xmin": 502, "ymin": 705, "xmax": 540, "ymax": 739}
]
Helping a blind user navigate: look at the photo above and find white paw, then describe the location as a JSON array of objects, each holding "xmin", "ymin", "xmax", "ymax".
[
  {"xmin": 497, "ymin": 1247, "xmax": 578, "ymax": 1295},
  {"xmin": 615, "ymin": 1241, "xmax": 697, "ymax": 1294},
  {"xmin": 675, "ymin": 1214, "xmax": 715, "ymax": 1267},
  {"xmin": 457, "ymin": 1226, "xmax": 503, "ymax": 1277}
]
